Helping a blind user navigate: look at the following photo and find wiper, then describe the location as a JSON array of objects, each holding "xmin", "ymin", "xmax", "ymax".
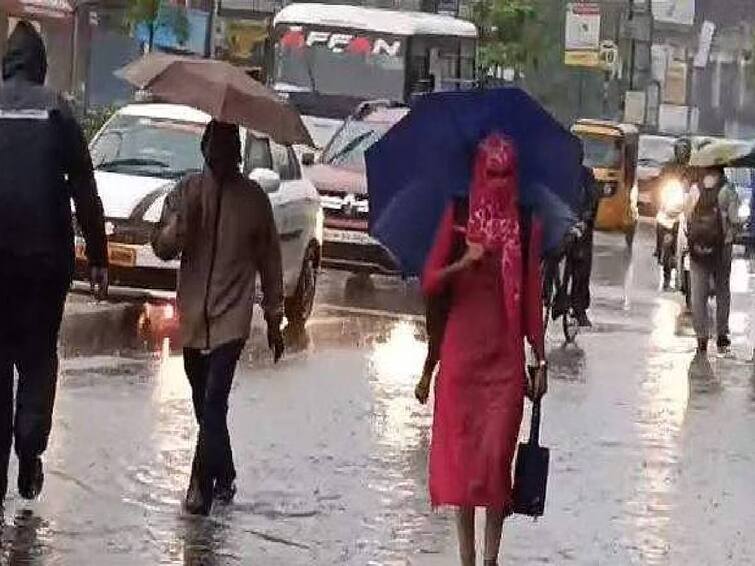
[
  {"xmin": 99, "ymin": 158, "xmax": 170, "ymax": 169},
  {"xmin": 326, "ymin": 132, "xmax": 372, "ymax": 164},
  {"xmin": 161, "ymin": 167, "xmax": 203, "ymax": 179}
]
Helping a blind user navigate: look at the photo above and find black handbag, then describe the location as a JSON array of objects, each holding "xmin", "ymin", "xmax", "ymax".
[{"xmin": 512, "ymin": 393, "xmax": 550, "ymax": 517}]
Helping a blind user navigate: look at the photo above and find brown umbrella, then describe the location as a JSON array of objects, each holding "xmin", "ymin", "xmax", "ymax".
[{"xmin": 116, "ymin": 54, "xmax": 313, "ymax": 147}]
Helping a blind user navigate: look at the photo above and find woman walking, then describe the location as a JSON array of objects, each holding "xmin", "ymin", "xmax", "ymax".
[{"xmin": 420, "ymin": 134, "xmax": 546, "ymax": 565}]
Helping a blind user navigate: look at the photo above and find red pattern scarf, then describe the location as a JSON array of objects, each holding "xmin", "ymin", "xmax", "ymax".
[{"xmin": 466, "ymin": 134, "xmax": 523, "ymax": 341}]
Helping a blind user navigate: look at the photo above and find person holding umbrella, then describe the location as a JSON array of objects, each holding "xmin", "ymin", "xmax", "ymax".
[
  {"xmin": 421, "ymin": 134, "xmax": 546, "ymax": 566},
  {"xmin": 152, "ymin": 121, "xmax": 285, "ymax": 516}
]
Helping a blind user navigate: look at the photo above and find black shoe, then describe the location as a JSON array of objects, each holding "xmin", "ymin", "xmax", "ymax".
[
  {"xmin": 214, "ymin": 481, "xmax": 237, "ymax": 505},
  {"xmin": 717, "ymin": 335, "xmax": 731, "ymax": 354},
  {"xmin": 697, "ymin": 338, "xmax": 708, "ymax": 354},
  {"xmin": 18, "ymin": 457, "xmax": 43, "ymax": 500},
  {"xmin": 184, "ymin": 478, "xmax": 213, "ymax": 516},
  {"xmin": 576, "ymin": 311, "xmax": 592, "ymax": 328}
]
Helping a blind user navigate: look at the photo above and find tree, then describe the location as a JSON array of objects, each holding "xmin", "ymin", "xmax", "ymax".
[
  {"xmin": 126, "ymin": 0, "xmax": 190, "ymax": 53},
  {"xmin": 468, "ymin": 0, "xmax": 538, "ymax": 78}
]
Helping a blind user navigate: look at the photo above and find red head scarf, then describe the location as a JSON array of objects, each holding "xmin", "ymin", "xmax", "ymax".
[{"xmin": 467, "ymin": 134, "xmax": 523, "ymax": 340}]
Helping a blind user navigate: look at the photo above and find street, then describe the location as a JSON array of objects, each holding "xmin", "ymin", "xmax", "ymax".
[{"xmin": 2, "ymin": 224, "xmax": 754, "ymax": 566}]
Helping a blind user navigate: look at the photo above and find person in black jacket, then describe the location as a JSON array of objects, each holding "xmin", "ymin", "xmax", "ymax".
[
  {"xmin": 0, "ymin": 21, "xmax": 108, "ymax": 504},
  {"xmin": 570, "ymin": 165, "xmax": 601, "ymax": 327}
]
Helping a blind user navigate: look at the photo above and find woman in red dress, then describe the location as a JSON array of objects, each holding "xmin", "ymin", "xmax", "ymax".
[{"xmin": 420, "ymin": 134, "xmax": 546, "ymax": 566}]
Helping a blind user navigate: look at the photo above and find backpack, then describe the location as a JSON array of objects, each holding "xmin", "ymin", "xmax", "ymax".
[{"xmin": 687, "ymin": 186, "xmax": 724, "ymax": 263}]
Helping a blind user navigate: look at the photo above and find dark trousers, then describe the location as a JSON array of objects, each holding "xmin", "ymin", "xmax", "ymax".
[
  {"xmin": 184, "ymin": 340, "xmax": 244, "ymax": 491},
  {"xmin": 0, "ymin": 256, "xmax": 69, "ymax": 498},
  {"xmin": 570, "ymin": 228, "xmax": 594, "ymax": 314}
]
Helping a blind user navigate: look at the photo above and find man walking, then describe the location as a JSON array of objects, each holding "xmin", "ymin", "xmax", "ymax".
[
  {"xmin": 152, "ymin": 121, "xmax": 285, "ymax": 516},
  {"xmin": 0, "ymin": 22, "xmax": 108, "ymax": 504},
  {"xmin": 570, "ymin": 164, "xmax": 600, "ymax": 327},
  {"xmin": 686, "ymin": 166, "xmax": 741, "ymax": 355}
]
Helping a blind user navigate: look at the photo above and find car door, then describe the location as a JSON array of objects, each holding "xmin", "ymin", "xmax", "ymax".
[
  {"xmin": 270, "ymin": 141, "xmax": 312, "ymax": 293},
  {"xmin": 245, "ymin": 135, "xmax": 297, "ymax": 293},
  {"xmin": 282, "ymin": 145, "xmax": 321, "ymax": 271}
]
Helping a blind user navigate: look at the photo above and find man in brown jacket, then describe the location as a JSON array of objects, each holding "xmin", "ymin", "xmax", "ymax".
[{"xmin": 152, "ymin": 120, "xmax": 284, "ymax": 515}]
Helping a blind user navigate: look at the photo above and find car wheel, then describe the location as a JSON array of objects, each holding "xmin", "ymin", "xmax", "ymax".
[{"xmin": 285, "ymin": 245, "xmax": 318, "ymax": 325}]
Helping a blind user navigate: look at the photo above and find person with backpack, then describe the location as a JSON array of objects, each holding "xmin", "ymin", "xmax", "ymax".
[{"xmin": 685, "ymin": 166, "xmax": 742, "ymax": 355}]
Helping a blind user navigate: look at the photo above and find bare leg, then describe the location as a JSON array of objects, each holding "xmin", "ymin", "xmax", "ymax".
[
  {"xmin": 483, "ymin": 507, "xmax": 505, "ymax": 564},
  {"xmin": 456, "ymin": 507, "xmax": 476, "ymax": 566}
]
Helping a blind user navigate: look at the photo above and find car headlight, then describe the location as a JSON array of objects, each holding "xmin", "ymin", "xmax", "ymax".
[{"xmin": 660, "ymin": 179, "xmax": 685, "ymax": 211}]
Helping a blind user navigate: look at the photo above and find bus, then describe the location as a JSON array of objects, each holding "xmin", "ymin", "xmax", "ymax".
[{"xmin": 272, "ymin": 2, "xmax": 477, "ymax": 147}]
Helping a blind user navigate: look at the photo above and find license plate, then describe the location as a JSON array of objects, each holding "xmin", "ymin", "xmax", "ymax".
[
  {"xmin": 324, "ymin": 228, "xmax": 375, "ymax": 246},
  {"xmin": 76, "ymin": 242, "xmax": 136, "ymax": 267}
]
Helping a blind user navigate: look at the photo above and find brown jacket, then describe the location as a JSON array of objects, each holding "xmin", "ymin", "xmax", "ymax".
[{"xmin": 152, "ymin": 170, "xmax": 283, "ymax": 350}]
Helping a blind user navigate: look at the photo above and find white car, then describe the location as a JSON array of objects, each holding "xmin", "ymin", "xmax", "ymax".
[{"xmin": 76, "ymin": 103, "xmax": 323, "ymax": 324}]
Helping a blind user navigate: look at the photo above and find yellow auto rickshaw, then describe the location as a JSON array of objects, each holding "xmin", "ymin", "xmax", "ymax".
[{"xmin": 571, "ymin": 119, "xmax": 640, "ymax": 247}]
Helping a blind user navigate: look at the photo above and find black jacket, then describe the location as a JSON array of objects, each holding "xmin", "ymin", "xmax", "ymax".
[
  {"xmin": 0, "ymin": 21, "xmax": 107, "ymax": 270},
  {"xmin": 580, "ymin": 166, "xmax": 600, "ymax": 226}
]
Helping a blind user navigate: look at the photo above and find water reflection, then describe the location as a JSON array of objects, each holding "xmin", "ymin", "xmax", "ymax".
[
  {"xmin": 369, "ymin": 320, "xmax": 427, "ymax": 450},
  {"xmin": 625, "ymin": 299, "xmax": 691, "ymax": 564},
  {"xmin": 1, "ymin": 510, "xmax": 46, "ymax": 565},
  {"xmin": 178, "ymin": 517, "xmax": 230, "ymax": 566}
]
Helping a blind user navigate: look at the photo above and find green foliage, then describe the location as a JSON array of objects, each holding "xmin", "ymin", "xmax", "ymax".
[
  {"xmin": 125, "ymin": 0, "xmax": 190, "ymax": 52},
  {"xmin": 81, "ymin": 105, "xmax": 117, "ymax": 142},
  {"xmin": 468, "ymin": 0, "xmax": 538, "ymax": 74}
]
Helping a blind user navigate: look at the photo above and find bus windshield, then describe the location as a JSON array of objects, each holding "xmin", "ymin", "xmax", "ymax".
[{"xmin": 274, "ymin": 25, "xmax": 405, "ymax": 101}]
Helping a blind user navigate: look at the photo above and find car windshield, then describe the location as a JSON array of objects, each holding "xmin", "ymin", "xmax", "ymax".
[
  {"xmin": 275, "ymin": 26, "xmax": 405, "ymax": 101},
  {"xmin": 639, "ymin": 136, "xmax": 675, "ymax": 167},
  {"xmin": 320, "ymin": 119, "xmax": 394, "ymax": 172},
  {"xmin": 579, "ymin": 134, "xmax": 623, "ymax": 169},
  {"xmin": 302, "ymin": 116, "xmax": 342, "ymax": 149},
  {"xmin": 91, "ymin": 115, "xmax": 206, "ymax": 179}
]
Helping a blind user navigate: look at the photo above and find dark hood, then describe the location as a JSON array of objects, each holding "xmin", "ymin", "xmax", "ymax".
[
  {"xmin": 201, "ymin": 120, "xmax": 241, "ymax": 178},
  {"xmin": 2, "ymin": 21, "xmax": 47, "ymax": 84}
]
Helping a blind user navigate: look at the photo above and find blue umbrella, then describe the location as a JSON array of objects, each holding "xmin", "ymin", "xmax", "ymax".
[{"xmin": 366, "ymin": 87, "xmax": 583, "ymax": 276}]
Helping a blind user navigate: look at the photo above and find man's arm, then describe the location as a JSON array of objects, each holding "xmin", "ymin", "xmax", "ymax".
[
  {"xmin": 257, "ymin": 194, "xmax": 284, "ymax": 325},
  {"xmin": 59, "ymin": 102, "xmax": 107, "ymax": 267},
  {"xmin": 151, "ymin": 183, "xmax": 185, "ymax": 261}
]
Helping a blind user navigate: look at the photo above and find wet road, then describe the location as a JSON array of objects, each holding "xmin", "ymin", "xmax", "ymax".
[{"xmin": 3, "ymin": 225, "xmax": 755, "ymax": 565}]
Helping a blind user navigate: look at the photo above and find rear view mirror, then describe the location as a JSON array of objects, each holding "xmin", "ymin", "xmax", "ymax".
[
  {"xmin": 302, "ymin": 152, "xmax": 315, "ymax": 167},
  {"xmin": 249, "ymin": 168, "xmax": 281, "ymax": 193}
]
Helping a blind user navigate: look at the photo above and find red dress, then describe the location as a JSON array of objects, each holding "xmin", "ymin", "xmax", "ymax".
[{"xmin": 422, "ymin": 206, "xmax": 543, "ymax": 510}]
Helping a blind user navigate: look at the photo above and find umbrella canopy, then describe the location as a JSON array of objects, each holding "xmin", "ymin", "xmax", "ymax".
[
  {"xmin": 116, "ymin": 54, "xmax": 313, "ymax": 147},
  {"xmin": 365, "ymin": 87, "xmax": 583, "ymax": 276},
  {"xmin": 689, "ymin": 138, "xmax": 755, "ymax": 168}
]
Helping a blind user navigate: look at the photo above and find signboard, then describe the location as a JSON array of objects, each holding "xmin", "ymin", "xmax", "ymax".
[
  {"xmin": 565, "ymin": 3, "xmax": 601, "ymax": 50},
  {"xmin": 216, "ymin": 19, "xmax": 268, "ymax": 62},
  {"xmin": 624, "ymin": 90, "xmax": 646, "ymax": 124},
  {"xmin": 652, "ymin": 0, "xmax": 695, "ymax": 27},
  {"xmin": 659, "ymin": 104, "xmax": 697, "ymax": 134},
  {"xmin": 664, "ymin": 60, "xmax": 688, "ymax": 105},
  {"xmin": 134, "ymin": 8, "xmax": 210, "ymax": 56},
  {"xmin": 651, "ymin": 44, "xmax": 670, "ymax": 83},
  {"xmin": 693, "ymin": 20, "xmax": 715, "ymax": 68},
  {"xmin": 565, "ymin": 3, "xmax": 601, "ymax": 68}
]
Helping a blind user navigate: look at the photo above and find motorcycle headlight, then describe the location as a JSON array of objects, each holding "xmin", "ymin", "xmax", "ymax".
[{"xmin": 660, "ymin": 179, "xmax": 684, "ymax": 210}]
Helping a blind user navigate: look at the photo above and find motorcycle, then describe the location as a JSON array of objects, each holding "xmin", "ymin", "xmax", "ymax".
[{"xmin": 656, "ymin": 177, "xmax": 686, "ymax": 292}]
